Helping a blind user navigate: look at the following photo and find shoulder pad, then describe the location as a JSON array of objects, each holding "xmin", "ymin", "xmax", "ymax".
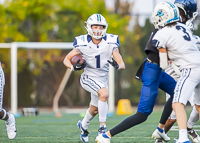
[
  {"xmin": 105, "ymin": 34, "xmax": 120, "ymax": 46},
  {"xmin": 73, "ymin": 34, "xmax": 89, "ymax": 47}
]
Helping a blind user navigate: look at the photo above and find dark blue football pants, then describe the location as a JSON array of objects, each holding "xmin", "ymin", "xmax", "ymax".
[{"xmin": 138, "ymin": 62, "xmax": 176, "ymax": 115}]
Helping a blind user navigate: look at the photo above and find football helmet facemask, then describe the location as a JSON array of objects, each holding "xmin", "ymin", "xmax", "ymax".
[
  {"xmin": 85, "ymin": 14, "xmax": 108, "ymax": 39},
  {"xmin": 152, "ymin": 1, "xmax": 180, "ymax": 29},
  {"xmin": 186, "ymin": 20, "xmax": 194, "ymax": 31},
  {"xmin": 186, "ymin": 12, "xmax": 198, "ymax": 32}
]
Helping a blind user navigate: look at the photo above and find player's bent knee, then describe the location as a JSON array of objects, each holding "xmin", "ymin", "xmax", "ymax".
[
  {"xmin": 138, "ymin": 106, "xmax": 153, "ymax": 115},
  {"xmin": 98, "ymin": 92, "xmax": 109, "ymax": 101},
  {"xmin": 172, "ymin": 102, "xmax": 184, "ymax": 110},
  {"xmin": 135, "ymin": 111, "xmax": 148, "ymax": 123}
]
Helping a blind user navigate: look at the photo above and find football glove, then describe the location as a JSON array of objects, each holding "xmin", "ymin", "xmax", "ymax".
[
  {"xmin": 107, "ymin": 58, "xmax": 119, "ymax": 70},
  {"xmin": 73, "ymin": 59, "xmax": 86, "ymax": 71}
]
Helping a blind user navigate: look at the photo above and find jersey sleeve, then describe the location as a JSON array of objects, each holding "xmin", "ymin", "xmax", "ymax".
[
  {"xmin": 72, "ymin": 37, "xmax": 81, "ymax": 54},
  {"xmin": 115, "ymin": 36, "xmax": 121, "ymax": 51},
  {"xmin": 73, "ymin": 37, "xmax": 78, "ymax": 47},
  {"xmin": 106, "ymin": 34, "xmax": 120, "ymax": 52},
  {"xmin": 112, "ymin": 36, "xmax": 120, "ymax": 52},
  {"xmin": 73, "ymin": 35, "xmax": 88, "ymax": 54},
  {"xmin": 196, "ymin": 36, "xmax": 200, "ymax": 50},
  {"xmin": 152, "ymin": 30, "xmax": 168, "ymax": 49}
]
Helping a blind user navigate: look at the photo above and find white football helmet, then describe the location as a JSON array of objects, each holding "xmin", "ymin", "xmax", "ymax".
[
  {"xmin": 152, "ymin": 1, "xmax": 180, "ymax": 29},
  {"xmin": 85, "ymin": 14, "xmax": 108, "ymax": 39}
]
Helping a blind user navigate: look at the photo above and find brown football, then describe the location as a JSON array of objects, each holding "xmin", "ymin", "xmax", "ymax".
[{"xmin": 71, "ymin": 55, "xmax": 85, "ymax": 65}]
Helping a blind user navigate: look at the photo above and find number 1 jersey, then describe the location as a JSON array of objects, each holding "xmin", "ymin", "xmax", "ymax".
[{"xmin": 73, "ymin": 34, "xmax": 120, "ymax": 77}]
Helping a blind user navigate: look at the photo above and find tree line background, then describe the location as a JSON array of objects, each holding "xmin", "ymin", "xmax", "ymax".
[{"xmin": 0, "ymin": 0, "xmax": 200, "ymax": 109}]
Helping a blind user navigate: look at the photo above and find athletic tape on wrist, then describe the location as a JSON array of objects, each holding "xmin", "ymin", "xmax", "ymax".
[
  {"xmin": 159, "ymin": 52, "xmax": 168, "ymax": 70},
  {"xmin": 70, "ymin": 65, "xmax": 74, "ymax": 72}
]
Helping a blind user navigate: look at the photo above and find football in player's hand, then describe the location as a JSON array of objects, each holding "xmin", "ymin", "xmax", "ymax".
[{"xmin": 71, "ymin": 55, "xmax": 85, "ymax": 65}]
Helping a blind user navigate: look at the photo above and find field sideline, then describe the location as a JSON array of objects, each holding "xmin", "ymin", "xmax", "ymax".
[{"xmin": 0, "ymin": 106, "xmax": 199, "ymax": 143}]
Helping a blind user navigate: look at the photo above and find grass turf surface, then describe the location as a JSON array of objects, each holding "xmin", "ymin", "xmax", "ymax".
[{"xmin": 0, "ymin": 106, "xmax": 199, "ymax": 143}]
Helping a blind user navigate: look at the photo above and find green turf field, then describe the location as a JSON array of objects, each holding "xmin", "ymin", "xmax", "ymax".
[{"xmin": 0, "ymin": 107, "xmax": 199, "ymax": 143}]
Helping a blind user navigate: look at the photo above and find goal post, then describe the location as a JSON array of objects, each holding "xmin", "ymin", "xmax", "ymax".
[{"xmin": 0, "ymin": 42, "xmax": 115, "ymax": 114}]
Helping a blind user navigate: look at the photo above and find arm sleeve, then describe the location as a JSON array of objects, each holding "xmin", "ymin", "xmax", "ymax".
[
  {"xmin": 159, "ymin": 52, "xmax": 168, "ymax": 70},
  {"xmin": 153, "ymin": 30, "xmax": 169, "ymax": 70}
]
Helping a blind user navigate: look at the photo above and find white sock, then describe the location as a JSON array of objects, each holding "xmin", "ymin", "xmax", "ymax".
[
  {"xmin": 98, "ymin": 100, "xmax": 108, "ymax": 122},
  {"xmin": 187, "ymin": 106, "xmax": 199, "ymax": 129},
  {"xmin": 178, "ymin": 129, "xmax": 189, "ymax": 142},
  {"xmin": 82, "ymin": 109, "xmax": 94, "ymax": 130}
]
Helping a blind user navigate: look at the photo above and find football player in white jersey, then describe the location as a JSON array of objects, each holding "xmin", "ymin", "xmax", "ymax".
[
  {"xmin": 0, "ymin": 64, "xmax": 17, "ymax": 139},
  {"xmin": 153, "ymin": 0, "xmax": 200, "ymax": 142},
  {"xmin": 163, "ymin": 22, "xmax": 200, "ymax": 143},
  {"xmin": 63, "ymin": 14, "xmax": 125, "ymax": 142},
  {"xmin": 152, "ymin": 1, "xmax": 200, "ymax": 143}
]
